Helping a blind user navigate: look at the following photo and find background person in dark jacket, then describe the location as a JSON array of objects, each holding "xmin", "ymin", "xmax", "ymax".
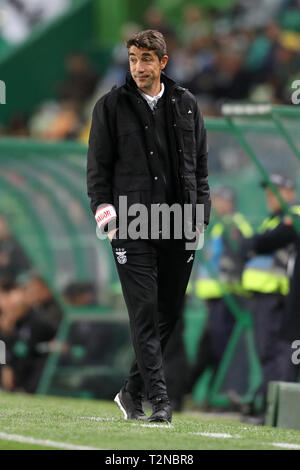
[
  {"xmin": 241, "ymin": 173, "xmax": 299, "ymax": 422},
  {"xmin": 242, "ymin": 190, "xmax": 300, "ymax": 382},
  {"xmin": 87, "ymin": 29, "xmax": 211, "ymax": 423},
  {"xmin": 188, "ymin": 186, "xmax": 253, "ymax": 398}
]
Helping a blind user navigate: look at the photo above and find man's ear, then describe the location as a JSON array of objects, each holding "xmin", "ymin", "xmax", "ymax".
[{"xmin": 160, "ymin": 55, "xmax": 168, "ymax": 70}]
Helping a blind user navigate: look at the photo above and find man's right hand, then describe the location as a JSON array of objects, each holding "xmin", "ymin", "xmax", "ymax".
[{"xmin": 108, "ymin": 228, "xmax": 119, "ymax": 242}]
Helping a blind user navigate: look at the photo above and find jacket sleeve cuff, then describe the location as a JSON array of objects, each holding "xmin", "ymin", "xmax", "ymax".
[{"xmin": 95, "ymin": 204, "xmax": 117, "ymax": 234}]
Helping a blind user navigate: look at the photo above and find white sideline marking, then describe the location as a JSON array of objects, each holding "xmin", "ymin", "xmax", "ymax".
[
  {"xmin": 80, "ymin": 416, "xmax": 118, "ymax": 422},
  {"xmin": 0, "ymin": 432, "xmax": 100, "ymax": 450},
  {"xmin": 191, "ymin": 432, "xmax": 300, "ymax": 449},
  {"xmin": 271, "ymin": 443, "xmax": 300, "ymax": 450},
  {"xmin": 190, "ymin": 432, "xmax": 236, "ymax": 439},
  {"xmin": 131, "ymin": 423, "xmax": 173, "ymax": 428}
]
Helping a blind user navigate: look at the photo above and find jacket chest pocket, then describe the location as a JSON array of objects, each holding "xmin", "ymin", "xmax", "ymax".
[
  {"xmin": 116, "ymin": 126, "xmax": 149, "ymax": 172},
  {"xmin": 117, "ymin": 126, "xmax": 143, "ymax": 154},
  {"xmin": 117, "ymin": 124, "xmax": 142, "ymax": 138},
  {"xmin": 177, "ymin": 118, "xmax": 197, "ymax": 171}
]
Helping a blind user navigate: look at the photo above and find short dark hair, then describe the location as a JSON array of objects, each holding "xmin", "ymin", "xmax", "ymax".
[{"xmin": 126, "ymin": 29, "xmax": 167, "ymax": 61}]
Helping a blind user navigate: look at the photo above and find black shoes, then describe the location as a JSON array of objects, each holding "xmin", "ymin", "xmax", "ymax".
[
  {"xmin": 148, "ymin": 396, "xmax": 172, "ymax": 423},
  {"xmin": 114, "ymin": 387, "xmax": 147, "ymax": 421},
  {"xmin": 114, "ymin": 386, "xmax": 172, "ymax": 423}
]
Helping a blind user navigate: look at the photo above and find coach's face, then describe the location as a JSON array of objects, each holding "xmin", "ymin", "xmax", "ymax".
[{"xmin": 129, "ymin": 46, "xmax": 168, "ymax": 95}]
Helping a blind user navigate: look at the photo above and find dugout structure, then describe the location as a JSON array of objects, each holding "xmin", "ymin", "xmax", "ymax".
[{"xmin": 0, "ymin": 106, "xmax": 299, "ymax": 403}]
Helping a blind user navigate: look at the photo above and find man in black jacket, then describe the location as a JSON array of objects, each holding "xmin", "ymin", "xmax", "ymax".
[{"xmin": 87, "ymin": 30, "xmax": 211, "ymax": 423}]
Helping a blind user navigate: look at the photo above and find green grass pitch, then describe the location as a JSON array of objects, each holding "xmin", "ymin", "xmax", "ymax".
[{"xmin": 0, "ymin": 391, "xmax": 300, "ymax": 450}]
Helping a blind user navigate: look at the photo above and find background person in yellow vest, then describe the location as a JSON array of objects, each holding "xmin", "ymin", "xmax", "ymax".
[
  {"xmin": 241, "ymin": 173, "xmax": 298, "ymax": 423},
  {"xmin": 242, "ymin": 204, "xmax": 300, "ymax": 383},
  {"xmin": 186, "ymin": 187, "xmax": 253, "ymax": 398}
]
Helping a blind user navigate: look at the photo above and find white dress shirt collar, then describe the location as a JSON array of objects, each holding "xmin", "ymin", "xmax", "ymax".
[{"xmin": 139, "ymin": 82, "xmax": 165, "ymax": 110}]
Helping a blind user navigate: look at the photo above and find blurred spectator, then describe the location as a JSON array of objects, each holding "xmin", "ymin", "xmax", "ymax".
[
  {"xmin": 28, "ymin": 53, "xmax": 98, "ymax": 141},
  {"xmin": 0, "ymin": 216, "xmax": 32, "ymax": 281},
  {"xmin": 179, "ymin": 3, "xmax": 213, "ymax": 47},
  {"xmin": 81, "ymin": 3, "xmax": 299, "ymax": 123},
  {"xmin": 187, "ymin": 187, "xmax": 253, "ymax": 400},
  {"xmin": 3, "ymin": 1, "xmax": 300, "ymax": 137},
  {"xmin": 144, "ymin": 6, "xmax": 177, "ymax": 49},
  {"xmin": 280, "ymin": 0, "xmax": 300, "ymax": 33},
  {"xmin": 1, "ymin": 0, "xmax": 70, "ymax": 44},
  {"xmin": 5, "ymin": 112, "xmax": 30, "ymax": 137},
  {"xmin": 241, "ymin": 174, "xmax": 298, "ymax": 422},
  {"xmin": 191, "ymin": 46, "xmax": 254, "ymax": 102},
  {"xmin": 39, "ymin": 100, "xmax": 82, "ymax": 141},
  {"xmin": 63, "ymin": 281, "xmax": 98, "ymax": 306},
  {"xmin": 233, "ymin": 0, "xmax": 284, "ymax": 29},
  {"xmin": 24, "ymin": 276, "xmax": 63, "ymax": 337},
  {"xmin": 267, "ymin": 35, "xmax": 300, "ymax": 103},
  {"xmin": 58, "ymin": 53, "xmax": 99, "ymax": 106},
  {"xmin": 28, "ymin": 101, "xmax": 62, "ymax": 138},
  {"xmin": 0, "ymin": 275, "xmax": 63, "ymax": 393}
]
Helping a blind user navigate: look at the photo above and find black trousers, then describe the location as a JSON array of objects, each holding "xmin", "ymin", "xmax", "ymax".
[
  {"xmin": 111, "ymin": 236, "xmax": 195, "ymax": 400},
  {"xmin": 248, "ymin": 293, "xmax": 292, "ymax": 410}
]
